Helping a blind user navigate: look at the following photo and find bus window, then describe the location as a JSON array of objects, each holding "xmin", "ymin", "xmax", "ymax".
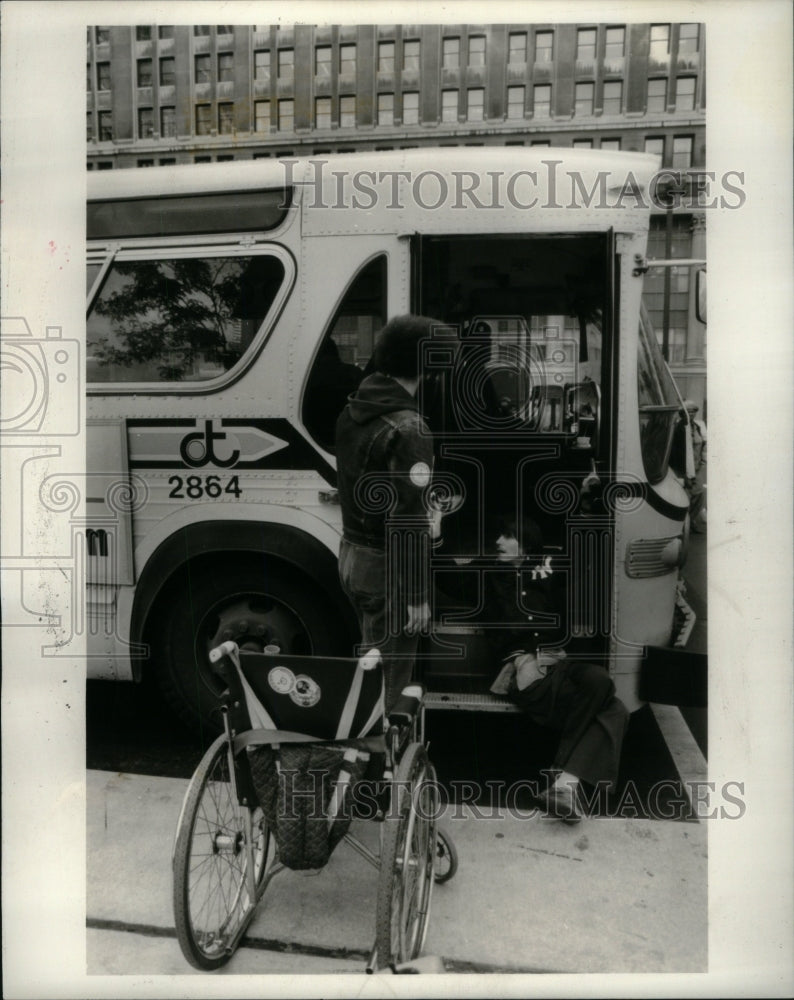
[
  {"xmin": 302, "ymin": 255, "xmax": 385, "ymax": 451},
  {"xmin": 86, "ymin": 252, "xmax": 285, "ymax": 383},
  {"xmin": 637, "ymin": 303, "xmax": 680, "ymax": 484}
]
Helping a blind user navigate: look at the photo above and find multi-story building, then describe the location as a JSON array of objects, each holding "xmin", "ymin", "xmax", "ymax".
[{"xmin": 86, "ymin": 22, "xmax": 706, "ymax": 406}]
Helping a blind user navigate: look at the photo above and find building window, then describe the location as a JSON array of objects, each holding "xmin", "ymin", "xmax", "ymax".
[
  {"xmin": 137, "ymin": 159, "xmax": 154, "ymax": 167},
  {"xmin": 159, "ymin": 57, "xmax": 175, "ymax": 86},
  {"xmin": 675, "ymin": 76, "xmax": 696, "ymax": 111},
  {"xmin": 87, "ymin": 63, "xmax": 92, "ymax": 90},
  {"xmin": 97, "ymin": 161, "xmax": 113, "ymax": 169},
  {"xmin": 507, "ymin": 85, "xmax": 525, "ymax": 119},
  {"xmin": 601, "ymin": 138, "xmax": 621, "ymax": 150},
  {"xmin": 535, "ymin": 31, "xmax": 553, "ymax": 63},
  {"xmin": 98, "ymin": 111, "xmax": 112, "ymax": 141},
  {"xmin": 340, "ymin": 44, "xmax": 356, "ymax": 75},
  {"xmin": 573, "ymin": 139, "xmax": 593, "ymax": 148},
  {"xmin": 378, "ymin": 41, "xmax": 395, "ymax": 73},
  {"xmin": 650, "ymin": 24, "xmax": 670, "ymax": 59},
  {"xmin": 508, "ymin": 32, "xmax": 527, "ymax": 64},
  {"xmin": 136, "ymin": 26, "xmax": 152, "ymax": 42},
  {"xmin": 340, "ymin": 95, "xmax": 356, "ymax": 127},
  {"xmin": 468, "ymin": 35, "xmax": 486, "ymax": 67},
  {"xmin": 217, "ymin": 154, "xmax": 234, "ymax": 162},
  {"xmin": 255, "ymin": 50, "xmax": 270, "ymax": 78},
  {"xmin": 95, "ymin": 26, "xmax": 110, "ymax": 44},
  {"xmin": 679, "ymin": 23, "xmax": 700, "ymax": 53},
  {"xmin": 160, "ymin": 106, "xmax": 176, "ymax": 137},
  {"xmin": 217, "ymin": 25, "xmax": 234, "ymax": 36},
  {"xmin": 672, "ymin": 135, "xmax": 693, "ymax": 169},
  {"xmin": 602, "ymin": 80, "xmax": 623, "ymax": 114},
  {"xmin": 576, "ymin": 28, "xmax": 597, "ymax": 61},
  {"xmin": 96, "ymin": 62, "xmax": 111, "ymax": 91},
  {"xmin": 278, "ymin": 98, "xmax": 294, "ymax": 131},
  {"xmin": 403, "ymin": 91, "xmax": 419, "ymax": 124},
  {"xmin": 315, "ymin": 46, "xmax": 331, "ymax": 76},
  {"xmin": 218, "ymin": 102, "xmax": 234, "ymax": 134},
  {"xmin": 315, "ymin": 96, "xmax": 331, "ymax": 129},
  {"xmin": 443, "ymin": 37, "xmax": 459, "ymax": 68},
  {"xmin": 605, "ymin": 26, "xmax": 625, "ymax": 59},
  {"xmin": 533, "ymin": 83, "xmax": 551, "ymax": 118},
  {"xmin": 378, "ymin": 93, "xmax": 394, "ymax": 126},
  {"xmin": 644, "ymin": 136, "xmax": 665, "ymax": 161},
  {"xmin": 218, "ymin": 53, "xmax": 234, "ymax": 82},
  {"xmin": 195, "ymin": 104, "xmax": 212, "ymax": 135},
  {"xmin": 278, "ymin": 48, "xmax": 294, "ymax": 80},
  {"xmin": 86, "ymin": 113, "xmax": 93, "ymax": 141},
  {"xmin": 194, "ymin": 155, "xmax": 211, "ymax": 163},
  {"xmin": 195, "ymin": 54, "xmax": 211, "ymax": 83},
  {"xmin": 137, "ymin": 59, "xmax": 153, "ymax": 87},
  {"xmin": 158, "ymin": 26, "xmax": 174, "ymax": 40},
  {"xmin": 138, "ymin": 107, "xmax": 154, "ymax": 138},
  {"xmin": 466, "ymin": 88, "xmax": 484, "ymax": 122},
  {"xmin": 647, "ymin": 77, "xmax": 667, "ymax": 112},
  {"xmin": 159, "ymin": 158, "xmax": 176, "ymax": 165},
  {"xmin": 194, "ymin": 26, "xmax": 211, "ymax": 36},
  {"xmin": 441, "ymin": 89, "xmax": 458, "ymax": 123},
  {"xmin": 403, "ymin": 40, "xmax": 420, "ymax": 70},
  {"xmin": 255, "ymin": 100, "xmax": 271, "ymax": 132},
  {"xmin": 575, "ymin": 82, "xmax": 594, "ymax": 116}
]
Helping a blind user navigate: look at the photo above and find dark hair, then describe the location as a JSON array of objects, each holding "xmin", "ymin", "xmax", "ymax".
[
  {"xmin": 494, "ymin": 513, "xmax": 544, "ymax": 555},
  {"xmin": 371, "ymin": 314, "xmax": 439, "ymax": 379}
]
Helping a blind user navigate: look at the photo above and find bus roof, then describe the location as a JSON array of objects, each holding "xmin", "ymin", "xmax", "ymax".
[{"xmin": 87, "ymin": 146, "xmax": 660, "ymax": 202}]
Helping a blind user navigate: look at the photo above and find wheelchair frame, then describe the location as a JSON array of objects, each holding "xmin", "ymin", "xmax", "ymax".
[{"xmin": 171, "ymin": 641, "xmax": 457, "ymax": 972}]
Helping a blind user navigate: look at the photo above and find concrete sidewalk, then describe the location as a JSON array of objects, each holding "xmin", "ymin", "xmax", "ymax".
[{"xmin": 87, "ymin": 768, "xmax": 706, "ymax": 975}]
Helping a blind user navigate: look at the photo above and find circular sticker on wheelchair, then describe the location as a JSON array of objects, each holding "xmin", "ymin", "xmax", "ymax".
[
  {"xmin": 268, "ymin": 666, "xmax": 295, "ymax": 695},
  {"xmin": 289, "ymin": 674, "xmax": 321, "ymax": 707}
]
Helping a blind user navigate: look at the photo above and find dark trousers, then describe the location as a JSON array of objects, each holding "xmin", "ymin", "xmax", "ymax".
[
  {"xmin": 515, "ymin": 660, "xmax": 629, "ymax": 789},
  {"xmin": 338, "ymin": 538, "xmax": 418, "ymax": 711}
]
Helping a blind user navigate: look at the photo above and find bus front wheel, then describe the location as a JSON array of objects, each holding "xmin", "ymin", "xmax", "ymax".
[{"xmin": 155, "ymin": 561, "xmax": 350, "ymax": 733}]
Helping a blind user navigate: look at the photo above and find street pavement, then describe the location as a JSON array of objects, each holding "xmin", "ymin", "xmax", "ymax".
[{"xmin": 87, "ymin": 766, "xmax": 707, "ymax": 977}]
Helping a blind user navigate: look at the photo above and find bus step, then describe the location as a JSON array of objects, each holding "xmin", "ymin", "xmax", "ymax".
[{"xmin": 423, "ymin": 691, "xmax": 522, "ymax": 713}]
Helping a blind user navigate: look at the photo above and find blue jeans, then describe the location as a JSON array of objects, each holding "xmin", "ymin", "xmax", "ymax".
[{"xmin": 338, "ymin": 538, "xmax": 418, "ymax": 711}]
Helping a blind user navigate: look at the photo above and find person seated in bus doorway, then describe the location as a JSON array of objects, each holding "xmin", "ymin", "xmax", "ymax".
[
  {"xmin": 484, "ymin": 514, "xmax": 629, "ymax": 824},
  {"xmin": 335, "ymin": 315, "xmax": 440, "ymax": 711}
]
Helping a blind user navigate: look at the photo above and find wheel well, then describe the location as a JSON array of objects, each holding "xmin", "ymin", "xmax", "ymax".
[{"xmin": 134, "ymin": 521, "xmax": 358, "ymax": 681}]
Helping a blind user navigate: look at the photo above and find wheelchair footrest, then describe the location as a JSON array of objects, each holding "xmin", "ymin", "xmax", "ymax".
[{"xmin": 423, "ymin": 691, "xmax": 522, "ymax": 713}]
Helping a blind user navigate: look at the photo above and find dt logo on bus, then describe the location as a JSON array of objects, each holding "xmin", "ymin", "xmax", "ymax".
[{"xmin": 179, "ymin": 420, "xmax": 241, "ymax": 468}]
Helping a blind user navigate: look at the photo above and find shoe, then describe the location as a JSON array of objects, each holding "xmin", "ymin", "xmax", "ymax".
[{"xmin": 539, "ymin": 784, "xmax": 582, "ymax": 825}]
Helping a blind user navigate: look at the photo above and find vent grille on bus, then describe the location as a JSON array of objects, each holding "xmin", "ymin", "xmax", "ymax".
[{"xmin": 625, "ymin": 536, "xmax": 679, "ymax": 578}]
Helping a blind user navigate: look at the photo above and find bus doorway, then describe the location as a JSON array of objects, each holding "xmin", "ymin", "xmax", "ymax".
[{"xmin": 413, "ymin": 232, "xmax": 618, "ymax": 688}]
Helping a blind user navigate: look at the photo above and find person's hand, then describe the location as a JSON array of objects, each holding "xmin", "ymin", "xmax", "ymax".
[{"xmin": 406, "ymin": 601, "xmax": 431, "ymax": 634}]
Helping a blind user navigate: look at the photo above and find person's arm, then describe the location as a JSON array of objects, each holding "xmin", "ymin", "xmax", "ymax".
[{"xmin": 387, "ymin": 415, "xmax": 435, "ymax": 626}]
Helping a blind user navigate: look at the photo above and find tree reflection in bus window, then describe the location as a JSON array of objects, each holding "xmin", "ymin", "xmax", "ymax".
[{"xmin": 86, "ymin": 253, "xmax": 285, "ymax": 382}]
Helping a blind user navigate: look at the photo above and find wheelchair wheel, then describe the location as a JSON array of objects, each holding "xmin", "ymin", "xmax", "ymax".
[
  {"xmin": 173, "ymin": 734, "xmax": 271, "ymax": 970},
  {"xmin": 434, "ymin": 827, "xmax": 458, "ymax": 884},
  {"xmin": 375, "ymin": 742, "xmax": 438, "ymax": 968}
]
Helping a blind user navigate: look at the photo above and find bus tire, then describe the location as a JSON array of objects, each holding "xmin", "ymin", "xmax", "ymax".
[{"xmin": 154, "ymin": 560, "xmax": 351, "ymax": 734}]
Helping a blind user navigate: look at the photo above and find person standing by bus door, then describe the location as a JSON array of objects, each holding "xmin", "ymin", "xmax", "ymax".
[
  {"xmin": 335, "ymin": 315, "xmax": 438, "ymax": 711},
  {"xmin": 683, "ymin": 399, "xmax": 707, "ymax": 532}
]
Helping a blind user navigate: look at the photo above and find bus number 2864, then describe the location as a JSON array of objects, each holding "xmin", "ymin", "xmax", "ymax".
[{"xmin": 168, "ymin": 475, "xmax": 243, "ymax": 500}]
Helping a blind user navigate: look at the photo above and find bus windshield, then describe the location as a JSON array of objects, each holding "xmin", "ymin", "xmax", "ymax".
[{"xmin": 637, "ymin": 302, "xmax": 680, "ymax": 484}]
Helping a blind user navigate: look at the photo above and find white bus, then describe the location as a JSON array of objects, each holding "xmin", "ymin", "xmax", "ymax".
[{"xmin": 85, "ymin": 148, "xmax": 703, "ymax": 731}]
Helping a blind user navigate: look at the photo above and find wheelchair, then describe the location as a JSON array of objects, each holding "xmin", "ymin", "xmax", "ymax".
[{"xmin": 172, "ymin": 640, "xmax": 458, "ymax": 972}]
